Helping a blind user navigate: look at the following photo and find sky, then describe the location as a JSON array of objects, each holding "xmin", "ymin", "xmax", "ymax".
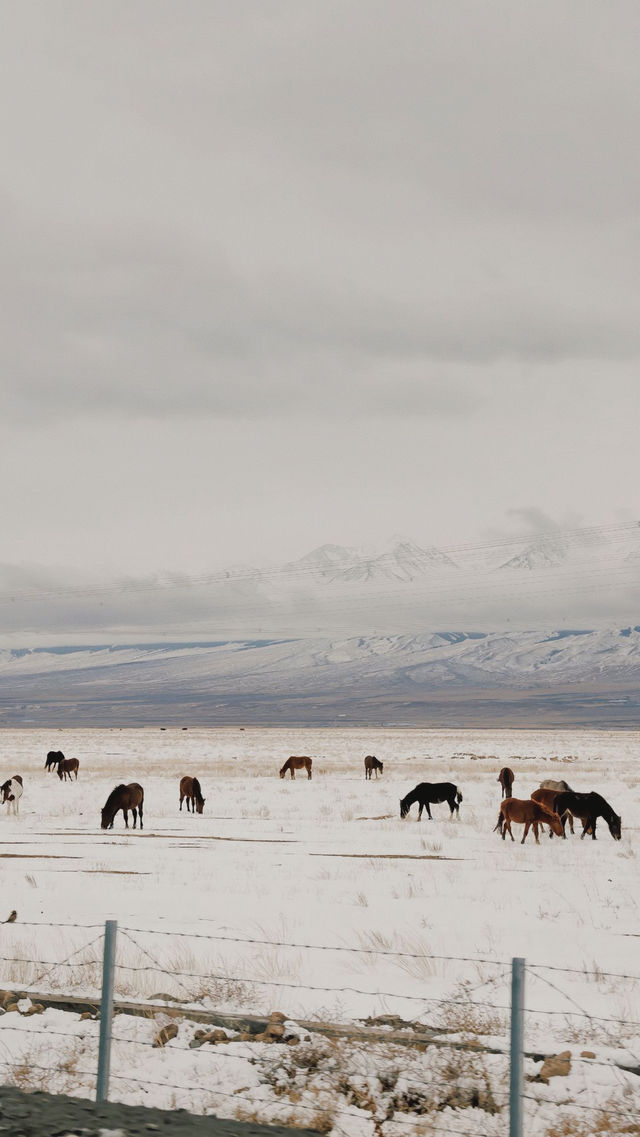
[{"xmin": 1, "ymin": 2, "xmax": 639, "ymax": 636}]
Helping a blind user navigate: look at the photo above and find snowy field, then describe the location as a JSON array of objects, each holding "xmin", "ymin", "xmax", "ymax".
[{"xmin": 0, "ymin": 726, "xmax": 639, "ymax": 1135}]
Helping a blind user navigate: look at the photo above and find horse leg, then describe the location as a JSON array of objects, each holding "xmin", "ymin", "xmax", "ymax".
[
  {"xmin": 533, "ymin": 821, "xmax": 540, "ymax": 845},
  {"xmin": 417, "ymin": 804, "xmax": 423, "ymax": 820},
  {"xmin": 123, "ymin": 809, "xmax": 129, "ymax": 829},
  {"xmin": 139, "ymin": 800, "xmax": 143, "ymax": 829},
  {"xmin": 521, "ymin": 821, "xmax": 530, "ymax": 844},
  {"xmin": 132, "ymin": 808, "xmax": 137, "ymax": 829},
  {"xmin": 308, "ymin": 765, "xmax": 312, "ymax": 779},
  {"xmin": 179, "ymin": 795, "xmax": 183, "ymax": 810}
]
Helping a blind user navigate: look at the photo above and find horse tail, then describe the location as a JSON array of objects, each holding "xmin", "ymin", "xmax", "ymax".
[{"xmin": 493, "ymin": 809, "xmax": 503, "ymax": 833}]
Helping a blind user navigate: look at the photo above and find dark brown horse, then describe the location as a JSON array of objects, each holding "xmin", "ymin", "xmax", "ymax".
[
  {"xmin": 45, "ymin": 750, "xmax": 64, "ymax": 772},
  {"xmin": 495, "ymin": 798, "xmax": 564, "ymax": 844},
  {"xmin": 400, "ymin": 782, "xmax": 462, "ymax": 820},
  {"xmin": 179, "ymin": 775, "xmax": 205, "ymax": 814},
  {"xmin": 101, "ymin": 783, "xmax": 144, "ymax": 830},
  {"xmin": 497, "ymin": 767, "xmax": 514, "ymax": 798},
  {"xmin": 364, "ymin": 755, "xmax": 383, "ymax": 780},
  {"xmin": 280, "ymin": 756, "xmax": 312, "ymax": 780},
  {"xmin": 57, "ymin": 758, "xmax": 79, "ymax": 782},
  {"xmin": 553, "ymin": 791, "xmax": 621, "ymax": 841}
]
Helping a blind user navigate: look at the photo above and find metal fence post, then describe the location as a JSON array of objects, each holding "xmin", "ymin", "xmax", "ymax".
[
  {"xmin": 509, "ymin": 956, "xmax": 525, "ymax": 1137},
  {"xmin": 96, "ymin": 919, "xmax": 117, "ymax": 1102}
]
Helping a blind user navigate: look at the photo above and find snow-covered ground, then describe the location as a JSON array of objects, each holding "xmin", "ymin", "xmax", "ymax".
[{"xmin": 0, "ymin": 726, "xmax": 638, "ymax": 1135}]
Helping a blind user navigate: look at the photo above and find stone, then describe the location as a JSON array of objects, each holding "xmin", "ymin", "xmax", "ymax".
[
  {"xmin": 152, "ymin": 1023, "xmax": 179, "ymax": 1048},
  {"xmin": 538, "ymin": 1051, "xmax": 572, "ymax": 1082}
]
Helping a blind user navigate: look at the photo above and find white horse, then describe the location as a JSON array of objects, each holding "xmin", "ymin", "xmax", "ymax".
[{"xmin": 1, "ymin": 776, "xmax": 23, "ymax": 816}]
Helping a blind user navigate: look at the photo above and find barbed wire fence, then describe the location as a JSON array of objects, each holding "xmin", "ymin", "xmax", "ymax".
[{"xmin": 0, "ymin": 920, "xmax": 639, "ymax": 1136}]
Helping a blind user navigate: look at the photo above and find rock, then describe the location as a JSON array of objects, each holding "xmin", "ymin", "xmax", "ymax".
[
  {"xmin": 286, "ymin": 1035, "xmax": 300, "ymax": 1045},
  {"xmin": 189, "ymin": 1028, "xmax": 229, "ymax": 1048},
  {"xmin": 537, "ymin": 1051, "xmax": 572, "ymax": 1082},
  {"xmin": 580, "ymin": 1050, "xmax": 596, "ymax": 1059},
  {"xmin": 268, "ymin": 1011, "xmax": 287, "ymax": 1023},
  {"xmin": 25, "ymin": 1003, "xmax": 45, "ymax": 1016},
  {"xmin": 152, "ymin": 1023, "xmax": 179, "ymax": 1048}
]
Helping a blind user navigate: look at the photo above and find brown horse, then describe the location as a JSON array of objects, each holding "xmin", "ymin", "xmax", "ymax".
[
  {"xmin": 101, "ymin": 783, "xmax": 144, "ymax": 830},
  {"xmin": 57, "ymin": 758, "xmax": 79, "ymax": 782},
  {"xmin": 495, "ymin": 798, "xmax": 564, "ymax": 844},
  {"xmin": 364, "ymin": 755, "xmax": 383, "ymax": 779},
  {"xmin": 497, "ymin": 767, "xmax": 514, "ymax": 798},
  {"xmin": 280, "ymin": 756, "xmax": 312, "ymax": 780},
  {"xmin": 179, "ymin": 775, "xmax": 205, "ymax": 814},
  {"xmin": 531, "ymin": 787, "xmax": 574, "ymax": 835}
]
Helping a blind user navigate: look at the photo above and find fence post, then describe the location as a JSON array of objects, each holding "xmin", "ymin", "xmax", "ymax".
[
  {"xmin": 96, "ymin": 919, "xmax": 117, "ymax": 1103},
  {"xmin": 509, "ymin": 956, "xmax": 525, "ymax": 1137}
]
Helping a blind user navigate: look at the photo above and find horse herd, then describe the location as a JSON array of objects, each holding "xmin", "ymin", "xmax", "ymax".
[
  {"xmin": 0, "ymin": 753, "xmax": 623, "ymax": 844},
  {"xmin": 494, "ymin": 768, "xmax": 622, "ymax": 844}
]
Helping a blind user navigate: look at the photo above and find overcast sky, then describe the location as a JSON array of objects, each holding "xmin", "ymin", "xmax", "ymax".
[{"xmin": 1, "ymin": 1, "xmax": 639, "ymax": 607}]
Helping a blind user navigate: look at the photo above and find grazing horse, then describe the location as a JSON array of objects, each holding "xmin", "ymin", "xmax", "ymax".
[
  {"xmin": 179, "ymin": 775, "xmax": 205, "ymax": 814},
  {"xmin": 539, "ymin": 778, "xmax": 573, "ymax": 793},
  {"xmin": 531, "ymin": 787, "xmax": 574, "ymax": 836},
  {"xmin": 57, "ymin": 758, "xmax": 79, "ymax": 782},
  {"xmin": 100, "ymin": 783, "xmax": 144, "ymax": 830},
  {"xmin": 497, "ymin": 767, "xmax": 514, "ymax": 798},
  {"xmin": 495, "ymin": 798, "xmax": 564, "ymax": 844},
  {"xmin": 45, "ymin": 751, "xmax": 64, "ymax": 772},
  {"xmin": 364, "ymin": 755, "xmax": 384, "ymax": 780},
  {"xmin": 553, "ymin": 791, "xmax": 621, "ymax": 841},
  {"xmin": 279, "ymin": 756, "xmax": 312, "ymax": 780},
  {"xmin": 1, "ymin": 776, "xmax": 23, "ymax": 817},
  {"xmin": 400, "ymin": 782, "xmax": 462, "ymax": 820}
]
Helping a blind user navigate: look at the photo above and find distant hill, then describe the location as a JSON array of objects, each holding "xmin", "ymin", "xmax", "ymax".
[{"xmin": 2, "ymin": 627, "xmax": 640, "ymax": 727}]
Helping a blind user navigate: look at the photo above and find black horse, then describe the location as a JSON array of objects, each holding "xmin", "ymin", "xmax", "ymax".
[
  {"xmin": 400, "ymin": 782, "xmax": 462, "ymax": 820},
  {"xmin": 553, "ymin": 791, "xmax": 621, "ymax": 841},
  {"xmin": 45, "ymin": 750, "xmax": 64, "ymax": 771}
]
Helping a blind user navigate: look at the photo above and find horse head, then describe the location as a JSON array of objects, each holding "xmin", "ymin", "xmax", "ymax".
[
  {"xmin": 608, "ymin": 814, "xmax": 622, "ymax": 840},
  {"xmin": 548, "ymin": 811, "xmax": 565, "ymax": 838},
  {"xmin": 400, "ymin": 799, "xmax": 409, "ymax": 819},
  {"xmin": 196, "ymin": 797, "xmax": 205, "ymax": 814}
]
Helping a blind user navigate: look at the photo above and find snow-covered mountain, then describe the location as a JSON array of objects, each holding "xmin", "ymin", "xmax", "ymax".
[
  {"xmin": 285, "ymin": 539, "xmax": 458, "ymax": 583},
  {"xmin": 2, "ymin": 627, "xmax": 640, "ymax": 726}
]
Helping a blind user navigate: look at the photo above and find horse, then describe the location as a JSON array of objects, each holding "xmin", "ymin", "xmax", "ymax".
[
  {"xmin": 57, "ymin": 758, "xmax": 79, "ymax": 782},
  {"xmin": 495, "ymin": 798, "xmax": 564, "ymax": 844},
  {"xmin": 539, "ymin": 778, "xmax": 573, "ymax": 793},
  {"xmin": 279, "ymin": 756, "xmax": 312, "ymax": 780},
  {"xmin": 1, "ymin": 776, "xmax": 23, "ymax": 817},
  {"xmin": 364, "ymin": 755, "xmax": 383, "ymax": 780},
  {"xmin": 531, "ymin": 787, "xmax": 574, "ymax": 836},
  {"xmin": 552, "ymin": 791, "xmax": 621, "ymax": 841},
  {"xmin": 497, "ymin": 767, "xmax": 514, "ymax": 798},
  {"xmin": 179, "ymin": 775, "xmax": 205, "ymax": 814},
  {"xmin": 400, "ymin": 782, "xmax": 462, "ymax": 820},
  {"xmin": 100, "ymin": 783, "xmax": 144, "ymax": 830},
  {"xmin": 45, "ymin": 750, "xmax": 64, "ymax": 772}
]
